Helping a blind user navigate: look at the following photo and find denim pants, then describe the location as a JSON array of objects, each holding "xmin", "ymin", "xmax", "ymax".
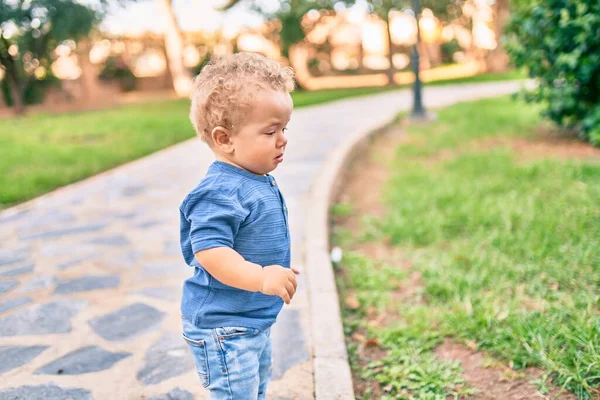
[{"xmin": 182, "ymin": 318, "xmax": 273, "ymax": 400}]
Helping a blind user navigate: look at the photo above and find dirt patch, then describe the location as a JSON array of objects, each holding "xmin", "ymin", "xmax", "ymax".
[
  {"xmin": 435, "ymin": 339, "xmax": 578, "ymax": 400},
  {"xmin": 475, "ymin": 134, "xmax": 600, "ymax": 161},
  {"xmin": 334, "ymin": 127, "xmax": 406, "ymax": 227},
  {"xmin": 353, "ymin": 241, "xmax": 406, "ymax": 266},
  {"xmin": 351, "ymin": 331, "xmax": 387, "ymax": 399},
  {"xmin": 418, "ymin": 128, "xmax": 600, "ymax": 166}
]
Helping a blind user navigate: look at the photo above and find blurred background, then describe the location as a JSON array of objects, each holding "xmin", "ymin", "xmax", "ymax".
[
  {"xmin": 1, "ymin": 1, "xmax": 599, "ymax": 398},
  {"xmin": 0, "ymin": 0, "xmax": 513, "ymax": 115}
]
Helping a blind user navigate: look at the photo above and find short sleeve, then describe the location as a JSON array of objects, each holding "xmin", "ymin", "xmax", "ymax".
[{"xmin": 182, "ymin": 192, "xmax": 247, "ymax": 254}]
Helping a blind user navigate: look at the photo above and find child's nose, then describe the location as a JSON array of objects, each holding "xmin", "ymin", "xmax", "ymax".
[{"xmin": 278, "ymin": 132, "xmax": 288, "ymax": 147}]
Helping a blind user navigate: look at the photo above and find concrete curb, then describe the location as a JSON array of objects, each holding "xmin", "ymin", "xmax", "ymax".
[{"xmin": 304, "ymin": 114, "xmax": 399, "ymax": 399}]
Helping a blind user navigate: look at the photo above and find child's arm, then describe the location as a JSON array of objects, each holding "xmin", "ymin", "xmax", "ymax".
[{"xmin": 195, "ymin": 247, "xmax": 299, "ymax": 304}]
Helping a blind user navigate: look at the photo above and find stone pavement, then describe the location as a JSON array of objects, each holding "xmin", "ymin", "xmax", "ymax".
[{"xmin": 0, "ymin": 81, "xmax": 523, "ymax": 400}]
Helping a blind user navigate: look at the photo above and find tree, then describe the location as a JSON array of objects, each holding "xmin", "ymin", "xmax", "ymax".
[
  {"xmin": 221, "ymin": 0, "xmax": 333, "ymax": 59},
  {"xmin": 505, "ymin": 0, "xmax": 600, "ymax": 145},
  {"xmin": 486, "ymin": 0, "xmax": 511, "ymax": 72},
  {"xmin": 222, "ymin": 0, "xmax": 467, "ymax": 85},
  {"xmin": 0, "ymin": 0, "xmax": 99, "ymax": 114},
  {"xmin": 347, "ymin": 0, "xmax": 465, "ymax": 85},
  {"xmin": 154, "ymin": 0, "xmax": 192, "ymax": 96}
]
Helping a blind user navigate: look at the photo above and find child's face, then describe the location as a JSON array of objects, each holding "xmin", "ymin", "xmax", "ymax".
[{"xmin": 228, "ymin": 90, "xmax": 293, "ymax": 175}]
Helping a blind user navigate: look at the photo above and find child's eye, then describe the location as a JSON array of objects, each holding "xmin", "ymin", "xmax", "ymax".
[{"xmin": 265, "ymin": 128, "xmax": 287, "ymax": 136}]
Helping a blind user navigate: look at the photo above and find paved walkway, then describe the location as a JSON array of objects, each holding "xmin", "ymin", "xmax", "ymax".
[{"xmin": 0, "ymin": 81, "xmax": 523, "ymax": 400}]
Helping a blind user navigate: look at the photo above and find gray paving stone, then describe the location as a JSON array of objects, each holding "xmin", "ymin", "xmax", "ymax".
[
  {"xmin": 0, "ymin": 299, "xmax": 87, "ymax": 336},
  {"xmin": 149, "ymin": 388, "xmax": 194, "ymax": 400},
  {"xmin": 19, "ymin": 223, "xmax": 107, "ymax": 241},
  {"xmin": 134, "ymin": 286, "xmax": 180, "ymax": 302},
  {"xmin": 35, "ymin": 346, "xmax": 131, "ymax": 375},
  {"xmin": 34, "ymin": 210, "xmax": 76, "ymax": 226},
  {"xmin": 0, "ymin": 345, "xmax": 49, "ymax": 374},
  {"xmin": 54, "ymin": 256, "xmax": 94, "ymax": 270},
  {"xmin": 137, "ymin": 332, "xmax": 194, "ymax": 385},
  {"xmin": 0, "ymin": 384, "xmax": 91, "ymax": 400},
  {"xmin": 271, "ymin": 308, "xmax": 308, "ymax": 380},
  {"xmin": 0, "ymin": 264, "xmax": 34, "ymax": 277},
  {"xmin": 0, "ymin": 248, "xmax": 29, "ymax": 266},
  {"xmin": 88, "ymin": 303, "xmax": 165, "ymax": 341},
  {"xmin": 122, "ymin": 184, "xmax": 146, "ymax": 197},
  {"xmin": 88, "ymin": 235, "xmax": 130, "ymax": 246},
  {"xmin": 54, "ymin": 275, "xmax": 120, "ymax": 294},
  {"xmin": 0, "ymin": 297, "xmax": 32, "ymax": 314},
  {"xmin": 137, "ymin": 220, "xmax": 160, "ymax": 229},
  {"xmin": 70, "ymin": 197, "xmax": 84, "ymax": 205},
  {"xmin": 0, "ymin": 209, "xmax": 30, "ymax": 224},
  {"xmin": 39, "ymin": 244, "xmax": 96, "ymax": 258},
  {"xmin": 116, "ymin": 211, "xmax": 137, "ymax": 219},
  {"xmin": 0, "ymin": 280, "xmax": 19, "ymax": 296},
  {"xmin": 17, "ymin": 275, "xmax": 57, "ymax": 293}
]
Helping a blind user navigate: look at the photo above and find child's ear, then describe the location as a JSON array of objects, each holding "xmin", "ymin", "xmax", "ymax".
[{"xmin": 211, "ymin": 126, "xmax": 234, "ymax": 154}]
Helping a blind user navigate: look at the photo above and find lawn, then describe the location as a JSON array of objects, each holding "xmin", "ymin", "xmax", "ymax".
[
  {"xmin": 332, "ymin": 96, "xmax": 600, "ymax": 399},
  {"xmin": 0, "ymin": 70, "xmax": 526, "ymax": 208}
]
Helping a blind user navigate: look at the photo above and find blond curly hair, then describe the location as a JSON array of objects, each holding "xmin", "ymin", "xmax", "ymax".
[{"xmin": 189, "ymin": 52, "xmax": 295, "ymax": 145}]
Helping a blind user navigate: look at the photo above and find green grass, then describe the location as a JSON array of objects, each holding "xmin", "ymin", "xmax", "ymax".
[
  {"xmin": 334, "ymin": 96, "xmax": 600, "ymax": 399},
  {"xmin": 423, "ymin": 68, "xmax": 527, "ymax": 86},
  {"xmin": 0, "ymin": 70, "xmax": 526, "ymax": 208}
]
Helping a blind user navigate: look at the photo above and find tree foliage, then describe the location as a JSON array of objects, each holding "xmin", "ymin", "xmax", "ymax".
[{"xmin": 0, "ymin": 0, "xmax": 100, "ymax": 113}]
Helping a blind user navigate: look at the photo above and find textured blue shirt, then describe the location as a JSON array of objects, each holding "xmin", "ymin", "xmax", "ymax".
[{"xmin": 179, "ymin": 161, "xmax": 291, "ymax": 329}]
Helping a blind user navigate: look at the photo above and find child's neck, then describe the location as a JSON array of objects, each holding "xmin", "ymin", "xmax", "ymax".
[{"xmin": 215, "ymin": 154, "xmax": 266, "ymax": 176}]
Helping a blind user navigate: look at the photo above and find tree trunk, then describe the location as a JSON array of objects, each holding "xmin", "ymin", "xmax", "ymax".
[
  {"xmin": 2, "ymin": 61, "xmax": 25, "ymax": 115},
  {"xmin": 486, "ymin": 0, "xmax": 510, "ymax": 72},
  {"xmin": 385, "ymin": 17, "xmax": 395, "ymax": 86},
  {"xmin": 0, "ymin": 37, "xmax": 25, "ymax": 114},
  {"xmin": 358, "ymin": 42, "xmax": 364, "ymax": 71},
  {"xmin": 7, "ymin": 74, "xmax": 24, "ymax": 115},
  {"xmin": 154, "ymin": 0, "xmax": 192, "ymax": 96}
]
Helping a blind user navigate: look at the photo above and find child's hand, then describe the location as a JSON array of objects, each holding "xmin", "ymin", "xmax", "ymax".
[{"xmin": 260, "ymin": 265, "xmax": 300, "ymax": 304}]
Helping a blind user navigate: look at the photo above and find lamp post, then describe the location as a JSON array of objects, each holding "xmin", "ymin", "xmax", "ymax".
[{"xmin": 410, "ymin": 0, "xmax": 426, "ymax": 119}]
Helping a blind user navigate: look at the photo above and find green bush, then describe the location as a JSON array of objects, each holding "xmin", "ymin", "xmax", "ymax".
[
  {"xmin": 505, "ymin": 0, "xmax": 600, "ymax": 145},
  {"xmin": 99, "ymin": 56, "xmax": 136, "ymax": 92},
  {"xmin": 1, "ymin": 74, "xmax": 60, "ymax": 107},
  {"xmin": 440, "ymin": 39, "xmax": 461, "ymax": 64}
]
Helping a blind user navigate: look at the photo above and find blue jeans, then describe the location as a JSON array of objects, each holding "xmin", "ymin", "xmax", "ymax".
[{"xmin": 182, "ymin": 318, "xmax": 273, "ymax": 400}]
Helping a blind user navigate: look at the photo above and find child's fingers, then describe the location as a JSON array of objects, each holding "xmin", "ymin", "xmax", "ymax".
[
  {"xmin": 280, "ymin": 290, "xmax": 291, "ymax": 304},
  {"xmin": 285, "ymin": 281, "xmax": 296, "ymax": 299},
  {"xmin": 291, "ymin": 267, "xmax": 300, "ymax": 275},
  {"xmin": 287, "ymin": 271, "xmax": 298, "ymax": 289}
]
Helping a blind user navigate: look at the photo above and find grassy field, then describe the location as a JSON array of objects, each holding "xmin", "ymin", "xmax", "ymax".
[
  {"xmin": 332, "ymin": 97, "xmax": 600, "ymax": 399},
  {"xmin": 0, "ymin": 70, "xmax": 526, "ymax": 208}
]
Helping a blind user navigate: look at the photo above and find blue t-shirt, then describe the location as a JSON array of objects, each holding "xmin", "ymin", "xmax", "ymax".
[{"xmin": 179, "ymin": 161, "xmax": 291, "ymax": 329}]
